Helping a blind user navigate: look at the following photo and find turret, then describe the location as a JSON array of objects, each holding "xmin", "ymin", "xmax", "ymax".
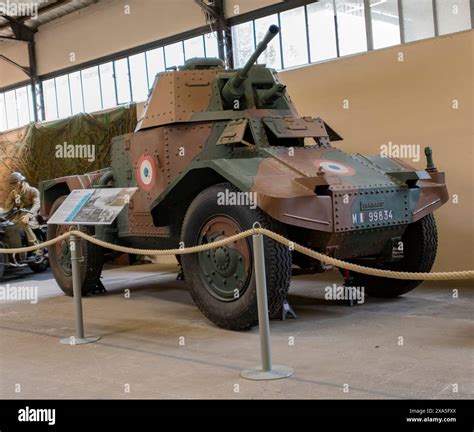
[{"xmin": 221, "ymin": 25, "xmax": 280, "ymax": 107}]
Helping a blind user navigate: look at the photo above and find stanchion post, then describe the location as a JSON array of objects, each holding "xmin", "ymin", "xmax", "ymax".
[
  {"xmin": 60, "ymin": 232, "xmax": 100, "ymax": 345},
  {"xmin": 240, "ymin": 225, "xmax": 294, "ymax": 380}
]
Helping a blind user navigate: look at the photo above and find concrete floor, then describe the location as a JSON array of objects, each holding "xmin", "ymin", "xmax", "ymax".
[{"xmin": 0, "ymin": 262, "xmax": 472, "ymax": 399}]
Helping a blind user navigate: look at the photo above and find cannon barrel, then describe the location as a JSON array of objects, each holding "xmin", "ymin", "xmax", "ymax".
[
  {"xmin": 222, "ymin": 25, "xmax": 280, "ymax": 105},
  {"xmin": 260, "ymin": 83, "xmax": 286, "ymax": 105},
  {"xmin": 234, "ymin": 25, "xmax": 280, "ymax": 87}
]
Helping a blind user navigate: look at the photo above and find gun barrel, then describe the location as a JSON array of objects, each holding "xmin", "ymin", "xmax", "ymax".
[
  {"xmin": 260, "ymin": 84, "xmax": 286, "ymax": 105},
  {"xmin": 223, "ymin": 25, "xmax": 280, "ymax": 101},
  {"xmin": 238, "ymin": 25, "xmax": 280, "ymax": 82}
]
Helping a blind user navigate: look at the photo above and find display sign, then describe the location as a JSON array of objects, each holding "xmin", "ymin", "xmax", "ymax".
[{"xmin": 47, "ymin": 188, "xmax": 138, "ymax": 225}]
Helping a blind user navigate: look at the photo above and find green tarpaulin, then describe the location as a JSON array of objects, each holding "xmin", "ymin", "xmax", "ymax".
[{"xmin": 0, "ymin": 104, "xmax": 137, "ymax": 204}]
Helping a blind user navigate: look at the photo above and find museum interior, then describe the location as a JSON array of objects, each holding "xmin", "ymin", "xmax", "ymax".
[{"xmin": 0, "ymin": 0, "xmax": 472, "ymax": 404}]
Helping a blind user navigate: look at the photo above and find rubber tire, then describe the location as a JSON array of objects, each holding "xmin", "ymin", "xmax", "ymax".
[
  {"xmin": 346, "ymin": 214, "xmax": 438, "ymax": 298},
  {"xmin": 181, "ymin": 183, "xmax": 292, "ymax": 331},
  {"xmin": 0, "ymin": 241, "xmax": 6, "ymax": 280},
  {"xmin": 47, "ymin": 196, "xmax": 104, "ymax": 296}
]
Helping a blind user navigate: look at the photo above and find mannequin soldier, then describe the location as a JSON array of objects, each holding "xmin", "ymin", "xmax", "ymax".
[{"xmin": 4, "ymin": 172, "xmax": 42, "ymax": 257}]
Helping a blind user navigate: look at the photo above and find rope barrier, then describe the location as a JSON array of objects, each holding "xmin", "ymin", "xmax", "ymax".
[{"xmin": 0, "ymin": 228, "xmax": 473, "ymax": 281}]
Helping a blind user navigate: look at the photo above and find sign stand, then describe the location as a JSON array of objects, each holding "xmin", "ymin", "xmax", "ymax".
[
  {"xmin": 49, "ymin": 188, "xmax": 137, "ymax": 346},
  {"xmin": 240, "ymin": 225, "xmax": 294, "ymax": 380},
  {"xmin": 60, "ymin": 233, "xmax": 100, "ymax": 346}
]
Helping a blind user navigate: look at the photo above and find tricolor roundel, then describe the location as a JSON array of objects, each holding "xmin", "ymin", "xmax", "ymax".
[
  {"xmin": 313, "ymin": 159, "xmax": 355, "ymax": 177},
  {"xmin": 136, "ymin": 154, "xmax": 156, "ymax": 191}
]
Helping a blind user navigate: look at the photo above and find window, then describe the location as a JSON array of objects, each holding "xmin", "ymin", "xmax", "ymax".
[
  {"xmin": 436, "ymin": 0, "xmax": 472, "ymax": 35},
  {"xmin": 69, "ymin": 71, "xmax": 84, "ymax": 115},
  {"xmin": 4, "ymin": 91, "xmax": 18, "ymax": 128},
  {"xmin": 255, "ymin": 14, "xmax": 282, "ymax": 69},
  {"xmin": 43, "ymin": 79, "xmax": 58, "ymax": 121},
  {"xmin": 0, "ymin": 94, "xmax": 7, "ymax": 131},
  {"xmin": 370, "ymin": 0, "xmax": 401, "ymax": 49},
  {"xmin": 16, "ymin": 86, "xmax": 31, "ymax": 126},
  {"xmin": 81, "ymin": 66, "xmax": 102, "ymax": 112},
  {"xmin": 99, "ymin": 62, "xmax": 117, "ymax": 109},
  {"xmin": 184, "ymin": 35, "xmax": 205, "ymax": 59},
  {"xmin": 146, "ymin": 48, "xmax": 165, "ymax": 89},
  {"xmin": 232, "ymin": 22, "xmax": 255, "ymax": 68},
  {"xmin": 164, "ymin": 41, "xmax": 185, "ymax": 68},
  {"xmin": 204, "ymin": 32, "xmax": 219, "ymax": 58},
  {"xmin": 307, "ymin": 0, "xmax": 338, "ymax": 62},
  {"xmin": 129, "ymin": 53, "xmax": 149, "ymax": 102},
  {"xmin": 335, "ymin": 0, "xmax": 368, "ymax": 56},
  {"xmin": 114, "ymin": 58, "xmax": 131, "ymax": 104},
  {"xmin": 55, "ymin": 75, "xmax": 72, "ymax": 119},
  {"xmin": 280, "ymin": 7, "xmax": 309, "ymax": 68},
  {"xmin": 402, "ymin": 0, "xmax": 435, "ymax": 42}
]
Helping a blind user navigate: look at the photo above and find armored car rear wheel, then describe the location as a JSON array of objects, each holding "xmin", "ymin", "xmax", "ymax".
[
  {"xmin": 47, "ymin": 196, "xmax": 105, "ymax": 296},
  {"xmin": 346, "ymin": 214, "xmax": 438, "ymax": 298},
  {"xmin": 181, "ymin": 183, "xmax": 292, "ymax": 331}
]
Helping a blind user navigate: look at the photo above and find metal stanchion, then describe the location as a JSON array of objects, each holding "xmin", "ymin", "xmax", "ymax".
[
  {"xmin": 240, "ymin": 224, "xmax": 294, "ymax": 380},
  {"xmin": 60, "ymin": 233, "xmax": 100, "ymax": 346}
]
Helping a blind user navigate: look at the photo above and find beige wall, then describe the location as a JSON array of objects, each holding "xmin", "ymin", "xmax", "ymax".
[
  {"xmin": 0, "ymin": 0, "xmax": 281, "ymax": 88},
  {"xmin": 279, "ymin": 30, "xmax": 474, "ymax": 272},
  {"xmin": 225, "ymin": 0, "xmax": 281, "ymax": 16},
  {"xmin": 0, "ymin": 40, "xmax": 29, "ymax": 88},
  {"xmin": 34, "ymin": 0, "xmax": 205, "ymax": 76}
]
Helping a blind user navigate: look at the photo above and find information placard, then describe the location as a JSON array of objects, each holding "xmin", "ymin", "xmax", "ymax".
[{"xmin": 47, "ymin": 188, "xmax": 138, "ymax": 225}]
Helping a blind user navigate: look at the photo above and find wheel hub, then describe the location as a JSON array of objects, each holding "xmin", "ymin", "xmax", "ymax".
[
  {"xmin": 198, "ymin": 216, "xmax": 251, "ymax": 302},
  {"xmin": 58, "ymin": 239, "xmax": 72, "ymax": 272},
  {"xmin": 212, "ymin": 243, "xmax": 237, "ymax": 275},
  {"xmin": 54, "ymin": 222, "xmax": 73, "ymax": 275}
]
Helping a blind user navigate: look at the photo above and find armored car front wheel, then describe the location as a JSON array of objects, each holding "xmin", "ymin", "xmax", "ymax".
[
  {"xmin": 181, "ymin": 183, "xmax": 292, "ymax": 331},
  {"xmin": 47, "ymin": 196, "xmax": 105, "ymax": 296},
  {"xmin": 345, "ymin": 214, "xmax": 438, "ymax": 298}
]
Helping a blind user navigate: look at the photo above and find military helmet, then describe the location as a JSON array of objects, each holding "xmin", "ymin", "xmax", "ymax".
[{"xmin": 9, "ymin": 172, "xmax": 26, "ymax": 185}]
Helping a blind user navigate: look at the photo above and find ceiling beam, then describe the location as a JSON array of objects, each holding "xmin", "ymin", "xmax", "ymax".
[
  {"xmin": 0, "ymin": 14, "xmax": 36, "ymax": 41},
  {"xmin": 0, "ymin": 54, "xmax": 31, "ymax": 75},
  {"xmin": 0, "ymin": 0, "xmax": 73, "ymax": 32},
  {"xmin": 34, "ymin": 0, "xmax": 73, "ymax": 15},
  {"xmin": 0, "ymin": 35, "xmax": 22, "ymax": 41},
  {"xmin": 194, "ymin": 0, "xmax": 234, "ymax": 68},
  {"xmin": 194, "ymin": 0, "xmax": 218, "ymax": 19}
]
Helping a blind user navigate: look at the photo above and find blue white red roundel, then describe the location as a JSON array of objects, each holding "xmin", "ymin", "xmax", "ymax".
[
  {"xmin": 313, "ymin": 159, "xmax": 355, "ymax": 176},
  {"xmin": 137, "ymin": 154, "xmax": 156, "ymax": 191}
]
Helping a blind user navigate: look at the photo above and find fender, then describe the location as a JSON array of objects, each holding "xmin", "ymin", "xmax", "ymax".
[{"xmin": 39, "ymin": 169, "xmax": 110, "ymax": 218}]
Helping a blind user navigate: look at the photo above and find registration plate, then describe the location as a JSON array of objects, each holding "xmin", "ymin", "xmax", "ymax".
[{"xmin": 352, "ymin": 209, "xmax": 394, "ymax": 224}]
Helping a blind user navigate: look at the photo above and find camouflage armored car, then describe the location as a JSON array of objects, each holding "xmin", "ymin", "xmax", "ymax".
[{"xmin": 40, "ymin": 26, "xmax": 448, "ymax": 330}]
